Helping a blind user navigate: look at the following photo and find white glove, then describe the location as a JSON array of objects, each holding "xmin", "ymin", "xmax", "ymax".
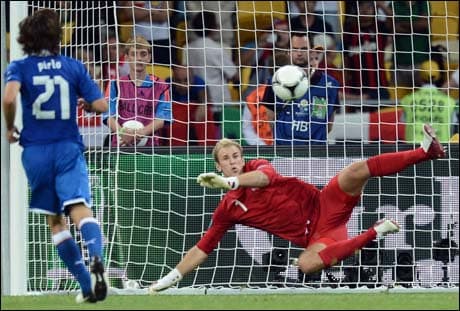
[
  {"xmin": 148, "ymin": 268, "xmax": 183, "ymax": 294},
  {"xmin": 196, "ymin": 173, "xmax": 239, "ymax": 190}
]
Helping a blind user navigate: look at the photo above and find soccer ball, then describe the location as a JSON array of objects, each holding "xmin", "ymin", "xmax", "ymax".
[
  {"xmin": 122, "ymin": 120, "xmax": 148, "ymax": 146},
  {"xmin": 272, "ymin": 65, "xmax": 310, "ymax": 101},
  {"xmin": 123, "ymin": 279, "xmax": 140, "ymax": 289}
]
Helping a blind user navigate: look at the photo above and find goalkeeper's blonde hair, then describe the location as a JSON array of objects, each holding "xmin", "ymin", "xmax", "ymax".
[{"xmin": 212, "ymin": 138, "xmax": 243, "ymax": 162}]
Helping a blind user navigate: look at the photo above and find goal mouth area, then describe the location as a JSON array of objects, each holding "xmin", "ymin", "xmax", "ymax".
[{"xmin": 26, "ymin": 285, "xmax": 459, "ymax": 296}]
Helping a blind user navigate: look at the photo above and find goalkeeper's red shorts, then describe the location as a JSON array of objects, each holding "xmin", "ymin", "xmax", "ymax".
[{"xmin": 308, "ymin": 176, "xmax": 361, "ymax": 247}]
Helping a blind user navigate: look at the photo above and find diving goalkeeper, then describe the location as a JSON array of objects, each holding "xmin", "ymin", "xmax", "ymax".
[{"xmin": 149, "ymin": 124, "xmax": 445, "ymax": 292}]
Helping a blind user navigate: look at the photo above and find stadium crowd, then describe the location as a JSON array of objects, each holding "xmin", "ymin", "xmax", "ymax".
[{"xmin": 4, "ymin": 1, "xmax": 459, "ymax": 147}]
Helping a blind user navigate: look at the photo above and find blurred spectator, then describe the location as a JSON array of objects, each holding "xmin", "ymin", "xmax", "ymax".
[
  {"xmin": 381, "ymin": 1, "xmax": 431, "ymax": 93},
  {"xmin": 75, "ymin": 47, "xmax": 105, "ymax": 134},
  {"xmin": 261, "ymin": 32, "xmax": 340, "ymax": 145},
  {"xmin": 239, "ymin": 27, "xmax": 271, "ymax": 72},
  {"xmin": 288, "ymin": 1, "xmax": 302, "ymax": 17},
  {"xmin": 103, "ymin": 36, "xmax": 172, "ymax": 147},
  {"xmin": 164, "ymin": 65, "xmax": 219, "ymax": 146},
  {"xmin": 343, "ymin": 1, "xmax": 393, "ymax": 112},
  {"xmin": 270, "ymin": 20, "xmax": 290, "ymax": 69},
  {"xmin": 118, "ymin": 1, "xmax": 174, "ymax": 65},
  {"xmin": 101, "ymin": 29, "xmax": 130, "ymax": 91},
  {"xmin": 75, "ymin": 47, "xmax": 103, "ymax": 90},
  {"xmin": 312, "ymin": 34, "xmax": 343, "ymax": 89},
  {"xmin": 185, "ymin": 11, "xmax": 238, "ymax": 123},
  {"xmin": 241, "ymin": 29, "xmax": 290, "ymax": 146},
  {"xmin": 443, "ymin": 69, "xmax": 460, "ymax": 90},
  {"xmin": 57, "ymin": 1, "xmax": 116, "ymax": 62},
  {"xmin": 289, "ymin": 1, "xmax": 334, "ymax": 43},
  {"xmin": 186, "ymin": 1, "xmax": 236, "ymax": 49},
  {"xmin": 311, "ymin": 34, "xmax": 362, "ymax": 108},
  {"xmin": 290, "ymin": 1, "xmax": 340, "ymax": 34},
  {"xmin": 240, "ymin": 19, "xmax": 291, "ymax": 97},
  {"xmin": 242, "ymin": 85, "xmax": 275, "ymax": 145},
  {"xmin": 400, "ymin": 60, "xmax": 457, "ymax": 143},
  {"xmin": 239, "ymin": 28, "xmax": 273, "ymax": 97},
  {"xmin": 169, "ymin": 1, "xmax": 186, "ymax": 31},
  {"xmin": 442, "ymin": 68, "xmax": 459, "ymax": 135},
  {"xmin": 430, "ymin": 44, "xmax": 449, "ymax": 88},
  {"xmin": 317, "ymin": 1, "xmax": 340, "ymax": 36}
]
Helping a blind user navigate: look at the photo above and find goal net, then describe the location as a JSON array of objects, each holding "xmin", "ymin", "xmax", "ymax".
[{"xmin": 5, "ymin": 1, "xmax": 459, "ymax": 294}]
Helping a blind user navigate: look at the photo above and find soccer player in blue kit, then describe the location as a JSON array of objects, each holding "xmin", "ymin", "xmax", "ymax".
[{"xmin": 3, "ymin": 9, "xmax": 108, "ymax": 303}]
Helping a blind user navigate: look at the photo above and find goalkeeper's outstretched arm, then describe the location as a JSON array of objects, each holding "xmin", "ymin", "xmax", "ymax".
[
  {"xmin": 197, "ymin": 170, "xmax": 269, "ymax": 190},
  {"xmin": 237, "ymin": 170, "xmax": 270, "ymax": 188},
  {"xmin": 149, "ymin": 246, "xmax": 208, "ymax": 292}
]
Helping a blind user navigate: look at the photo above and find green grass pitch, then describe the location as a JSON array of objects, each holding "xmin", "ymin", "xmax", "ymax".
[{"xmin": 1, "ymin": 292, "xmax": 458, "ymax": 310}]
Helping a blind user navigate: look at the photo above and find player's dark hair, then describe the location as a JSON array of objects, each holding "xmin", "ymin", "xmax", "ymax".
[
  {"xmin": 289, "ymin": 32, "xmax": 310, "ymax": 48},
  {"xmin": 17, "ymin": 9, "xmax": 62, "ymax": 55}
]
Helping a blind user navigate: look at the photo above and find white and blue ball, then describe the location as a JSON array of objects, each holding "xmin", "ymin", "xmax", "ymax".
[{"xmin": 272, "ymin": 65, "xmax": 310, "ymax": 101}]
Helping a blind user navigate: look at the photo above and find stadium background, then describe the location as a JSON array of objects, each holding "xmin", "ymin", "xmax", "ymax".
[{"xmin": 1, "ymin": 1, "xmax": 459, "ymax": 298}]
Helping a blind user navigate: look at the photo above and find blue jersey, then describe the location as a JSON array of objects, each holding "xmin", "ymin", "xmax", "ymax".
[
  {"xmin": 274, "ymin": 72, "xmax": 340, "ymax": 145},
  {"xmin": 4, "ymin": 55, "xmax": 103, "ymax": 147}
]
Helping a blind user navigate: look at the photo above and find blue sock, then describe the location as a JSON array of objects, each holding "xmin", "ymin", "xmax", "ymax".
[
  {"xmin": 53, "ymin": 231, "xmax": 92, "ymax": 295},
  {"xmin": 79, "ymin": 217, "xmax": 103, "ymax": 259}
]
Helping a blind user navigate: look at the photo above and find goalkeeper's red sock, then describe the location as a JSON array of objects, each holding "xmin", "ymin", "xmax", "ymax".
[
  {"xmin": 366, "ymin": 148, "xmax": 427, "ymax": 177},
  {"xmin": 318, "ymin": 228, "xmax": 377, "ymax": 268}
]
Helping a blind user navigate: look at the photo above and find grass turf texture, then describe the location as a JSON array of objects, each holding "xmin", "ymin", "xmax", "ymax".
[{"xmin": 1, "ymin": 292, "xmax": 458, "ymax": 310}]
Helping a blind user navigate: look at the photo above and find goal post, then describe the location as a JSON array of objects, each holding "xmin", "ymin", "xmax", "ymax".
[
  {"xmin": 3, "ymin": 1, "xmax": 29, "ymax": 296},
  {"xmin": 2, "ymin": 1, "xmax": 459, "ymax": 296}
]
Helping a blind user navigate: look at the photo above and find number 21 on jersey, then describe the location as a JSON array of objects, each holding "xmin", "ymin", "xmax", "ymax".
[{"xmin": 32, "ymin": 75, "xmax": 70, "ymax": 120}]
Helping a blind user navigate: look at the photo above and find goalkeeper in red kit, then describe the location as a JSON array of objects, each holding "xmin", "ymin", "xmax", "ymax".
[{"xmin": 149, "ymin": 123, "xmax": 445, "ymax": 292}]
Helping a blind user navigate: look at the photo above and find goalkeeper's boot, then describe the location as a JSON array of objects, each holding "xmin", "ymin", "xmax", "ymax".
[
  {"xmin": 421, "ymin": 123, "xmax": 446, "ymax": 159},
  {"xmin": 90, "ymin": 256, "xmax": 109, "ymax": 301},
  {"xmin": 75, "ymin": 291, "xmax": 97, "ymax": 304},
  {"xmin": 374, "ymin": 219, "xmax": 400, "ymax": 238}
]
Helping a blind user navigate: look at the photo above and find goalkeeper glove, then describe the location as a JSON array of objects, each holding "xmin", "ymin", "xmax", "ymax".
[{"xmin": 196, "ymin": 172, "xmax": 239, "ymax": 190}]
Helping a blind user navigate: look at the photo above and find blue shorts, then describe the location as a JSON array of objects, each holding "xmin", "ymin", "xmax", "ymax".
[{"xmin": 22, "ymin": 141, "xmax": 91, "ymax": 215}]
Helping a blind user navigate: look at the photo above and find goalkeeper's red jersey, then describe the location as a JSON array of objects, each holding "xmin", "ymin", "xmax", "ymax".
[{"xmin": 196, "ymin": 159, "xmax": 321, "ymax": 254}]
